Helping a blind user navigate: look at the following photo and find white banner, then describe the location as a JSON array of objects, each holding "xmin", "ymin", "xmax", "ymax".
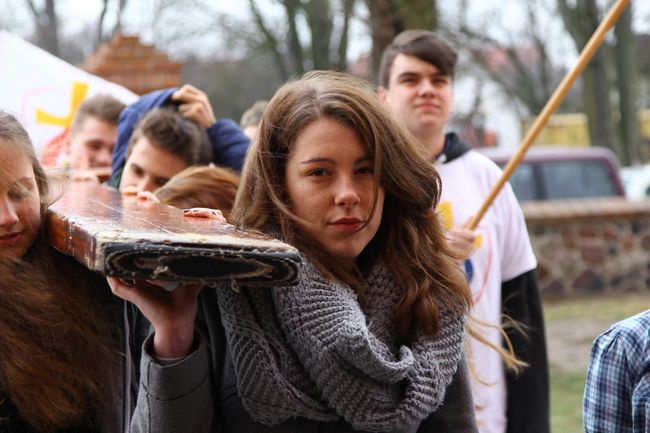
[{"xmin": 0, "ymin": 30, "xmax": 137, "ymax": 156}]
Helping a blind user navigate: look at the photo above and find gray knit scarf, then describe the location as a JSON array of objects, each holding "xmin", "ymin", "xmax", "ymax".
[{"xmin": 216, "ymin": 256, "xmax": 466, "ymax": 432}]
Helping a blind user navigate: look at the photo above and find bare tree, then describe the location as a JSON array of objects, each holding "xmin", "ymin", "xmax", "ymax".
[
  {"xmin": 365, "ymin": 0, "xmax": 437, "ymax": 78},
  {"xmin": 239, "ymin": 0, "xmax": 358, "ymax": 80},
  {"xmin": 450, "ymin": 2, "xmax": 560, "ymax": 119},
  {"xmin": 614, "ymin": 6, "xmax": 642, "ymax": 164},
  {"xmin": 248, "ymin": 0, "xmax": 293, "ymax": 77},
  {"xmin": 336, "ymin": 0, "xmax": 355, "ymax": 70},
  {"xmin": 557, "ymin": 0, "xmax": 621, "ymax": 159},
  {"xmin": 25, "ymin": 0, "xmax": 60, "ymax": 56},
  {"xmin": 304, "ymin": 0, "xmax": 334, "ymax": 70},
  {"xmin": 96, "ymin": 0, "xmax": 129, "ymax": 48}
]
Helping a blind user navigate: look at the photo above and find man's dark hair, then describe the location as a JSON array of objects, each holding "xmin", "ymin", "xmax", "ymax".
[
  {"xmin": 378, "ymin": 30, "xmax": 458, "ymax": 88},
  {"xmin": 126, "ymin": 108, "xmax": 212, "ymax": 164},
  {"xmin": 70, "ymin": 94, "xmax": 125, "ymax": 136}
]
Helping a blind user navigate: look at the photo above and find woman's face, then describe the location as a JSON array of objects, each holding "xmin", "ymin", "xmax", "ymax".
[
  {"xmin": 284, "ymin": 118, "xmax": 385, "ymax": 263},
  {"xmin": 0, "ymin": 145, "xmax": 42, "ymax": 259}
]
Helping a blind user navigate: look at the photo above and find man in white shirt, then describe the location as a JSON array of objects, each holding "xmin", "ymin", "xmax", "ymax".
[{"xmin": 378, "ymin": 30, "xmax": 549, "ymax": 433}]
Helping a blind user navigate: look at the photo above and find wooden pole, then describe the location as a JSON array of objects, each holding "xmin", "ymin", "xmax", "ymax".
[{"xmin": 469, "ymin": 0, "xmax": 630, "ymax": 230}]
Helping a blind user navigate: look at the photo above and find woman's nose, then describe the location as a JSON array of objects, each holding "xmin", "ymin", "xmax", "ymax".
[
  {"xmin": 0, "ymin": 199, "xmax": 19, "ymax": 228},
  {"xmin": 334, "ymin": 178, "xmax": 360, "ymax": 207}
]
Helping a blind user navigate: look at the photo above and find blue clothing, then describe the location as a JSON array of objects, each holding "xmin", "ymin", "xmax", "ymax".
[
  {"xmin": 108, "ymin": 88, "xmax": 249, "ymax": 186},
  {"xmin": 583, "ymin": 309, "xmax": 650, "ymax": 433}
]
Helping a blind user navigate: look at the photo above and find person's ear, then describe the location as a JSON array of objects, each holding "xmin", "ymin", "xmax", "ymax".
[{"xmin": 377, "ymin": 86, "xmax": 388, "ymax": 102}]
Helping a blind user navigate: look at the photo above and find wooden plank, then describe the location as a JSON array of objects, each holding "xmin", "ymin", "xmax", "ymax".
[{"xmin": 46, "ymin": 183, "xmax": 300, "ymax": 287}]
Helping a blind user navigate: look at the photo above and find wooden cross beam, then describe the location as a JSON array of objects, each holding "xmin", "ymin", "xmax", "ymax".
[{"xmin": 46, "ymin": 182, "xmax": 300, "ymax": 287}]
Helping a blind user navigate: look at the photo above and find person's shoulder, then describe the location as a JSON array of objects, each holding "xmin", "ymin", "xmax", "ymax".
[
  {"xmin": 602, "ymin": 310, "xmax": 650, "ymax": 341},
  {"xmin": 592, "ymin": 310, "xmax": 650, "ymax": 368},
  {"xmin": 461, "ymin": 150, "xmax": 503, "ymax": 174},
  {"xmin": 451, "ymin": 150, "xmax": 509, "ymax": 194}
]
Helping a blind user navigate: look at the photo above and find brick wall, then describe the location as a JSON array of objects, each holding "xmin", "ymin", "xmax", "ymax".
[
  {"xmin": 522, "ymin": 198, "xmax": 650, "ymax": 299},
  {"xmin": 82, "ymin": 34, "xmax": 182, "ymax": 95}
]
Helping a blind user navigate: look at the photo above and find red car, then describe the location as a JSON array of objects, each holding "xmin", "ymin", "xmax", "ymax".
[{"xmin": 477, "ymin": 146, "xmax": 626, "ymax": 202}]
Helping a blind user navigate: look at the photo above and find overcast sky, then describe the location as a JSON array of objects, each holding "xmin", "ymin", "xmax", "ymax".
[
  {"xmin": 4, "ymin": 0, "xmax": 647, "ymax": 148},
  {"xmin": 7, "ymin": 0, "xmax": 649, "ymax": 65}
]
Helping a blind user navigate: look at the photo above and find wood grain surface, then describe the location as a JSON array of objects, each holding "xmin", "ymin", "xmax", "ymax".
[{"xmin": 46, "ymin": 183, "xmax": 300, "ymax": 287}]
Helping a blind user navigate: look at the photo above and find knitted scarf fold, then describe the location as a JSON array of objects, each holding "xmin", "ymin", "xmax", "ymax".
[{"xmin": 217, "ymin": 256, "xmax": 466, "ymax": 432}]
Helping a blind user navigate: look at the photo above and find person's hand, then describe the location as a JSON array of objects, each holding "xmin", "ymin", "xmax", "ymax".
[
  {"xmin": 171, "ymin": 84, "xmax": 217, "ymax": 129},
  {"xmin": 445, "ymin": 217, "xmax": 479, "ymax": 260},
  {"xmin": 446, "ymin": 226, "xmax": 476, "ymax": 253},
  {"xmin": 107, "ymin": 277, "xmax": 203, "ymax": 358},
  {"xmin": 182, "ymin": 207, "xmax": 227, "ymax": 222}
]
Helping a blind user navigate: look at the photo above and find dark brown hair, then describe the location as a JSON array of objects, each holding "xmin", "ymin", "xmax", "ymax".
[
  {"xmin": 127, "ymin": 108, "xmax": 212, "ymax": 164},
  {"xmin": 231, "ymin": 71, "xmax": 471, "ymax": 343},
  {"xmin": 0, "ymin": 112, "xmax": 119, "ymax": 431},
  {"xmin": 0, "ymin": 247, "xmax": 120, "ymax": 431},
  {"xmin": 70, "ymin": 93, "xmax": 125, "ymax": 136},
  {"xmin": 378, "ymin": 30, "xmax": 458, "ymax": 88},
  {"xmin": 155, "ymin": 164, "xmax": 240, "ymax": 219}
]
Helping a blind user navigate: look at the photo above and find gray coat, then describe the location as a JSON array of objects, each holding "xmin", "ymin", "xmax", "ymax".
[{"xmin": 128, "ymin": 288, "xmax": 478, "ymax": 433}]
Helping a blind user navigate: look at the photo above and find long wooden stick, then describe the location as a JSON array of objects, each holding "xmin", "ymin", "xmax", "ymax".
[{"xmin": 469, "ymin": 0, "xmax": 630, "ymax": 229}]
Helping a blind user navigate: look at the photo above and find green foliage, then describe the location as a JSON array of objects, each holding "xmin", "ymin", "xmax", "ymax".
[{"xmin": 550, "ymin": 371, "xmax": 585, "ymax": 433}]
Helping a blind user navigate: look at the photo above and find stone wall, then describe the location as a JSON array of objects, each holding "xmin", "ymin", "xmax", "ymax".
[{"xmin": 522, "ymin": 198, "xmax": 650, "ymax": 299}]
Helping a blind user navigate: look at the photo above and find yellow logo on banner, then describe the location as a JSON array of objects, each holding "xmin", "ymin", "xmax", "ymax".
[
  {"xmin": 437, "ymin": 200, "xmax": 482, "ymax": 248},
  {"xmin": 35, "ymin": 81, "xmax": 89, "ymax": 128}
]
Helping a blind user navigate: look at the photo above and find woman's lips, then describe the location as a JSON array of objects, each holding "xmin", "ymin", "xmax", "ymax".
[
  {"xmin": 0, "ymin": 232, "xmax": 22, "ymax": 245},
  {"xmin": 331, "ymin": 219, "xmax": 363, "ymax": 232}
]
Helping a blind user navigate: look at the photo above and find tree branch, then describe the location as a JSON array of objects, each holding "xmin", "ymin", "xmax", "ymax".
[
  {"xmin": 336, "ymin": 0, "xmax": 355, "ymax": 70},
  {"xmin": 248, "ymin": 0, "xmax": 290, "ymax": 79},
  {"xmin": 96, "ymin": 0, "xmax": 109, "ymax": 47}
]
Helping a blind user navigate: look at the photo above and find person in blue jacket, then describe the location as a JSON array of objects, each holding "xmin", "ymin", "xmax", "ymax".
[{"xmin": 108, "ymin": 85, "xmax": 249, "ymax": 188}]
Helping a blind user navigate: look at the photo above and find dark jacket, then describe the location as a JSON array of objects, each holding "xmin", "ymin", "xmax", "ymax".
[{"xmin": 108, "ymin": 88, "xmax": 250, "ymax": 187}]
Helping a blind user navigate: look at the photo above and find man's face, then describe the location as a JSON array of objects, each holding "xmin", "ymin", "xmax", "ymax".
[
  {"xmin": 119, "ymin": 136, "xmax": 189, "ymax": 193},
  {"xmin": 69, "ymin": 116, "xmax": 118, "ymax": 169},
  {"xmin": 379, "ymin": 53, "xmax": 454, "ymax": 139}
]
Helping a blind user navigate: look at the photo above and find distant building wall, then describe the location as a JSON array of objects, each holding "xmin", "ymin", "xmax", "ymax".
[
  {"xmin": 522, "ymin": 113, "xmax": 591, "ymax": 147},
  {"xmin": 82, "ymin": 34, "xmax": 182, "ymax": 96},
  {"xmin": 522, "ymin": 110, "xmax": 650, "ymax": 148},
  {"xmin": 523, "ymin": 198, "xmax": 650, "ymax": 299}
]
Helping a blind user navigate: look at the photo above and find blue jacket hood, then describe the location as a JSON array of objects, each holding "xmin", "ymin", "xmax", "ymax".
[{"xmin": 110, "ymin": 88, "xmax": 177, "ymax": 177}]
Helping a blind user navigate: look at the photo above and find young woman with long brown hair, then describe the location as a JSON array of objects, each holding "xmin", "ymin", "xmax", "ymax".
[
  {"xmin": 0, "ymin": 112, "xmax": 122, "ymax": 433},
  {"xmin": 111, "ymin": 72, "xmax": 476, "ymax": 433}
]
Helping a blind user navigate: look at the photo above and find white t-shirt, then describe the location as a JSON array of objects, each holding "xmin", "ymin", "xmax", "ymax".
[{"xmin": 435, "ymin": 150, "xmax": 537, "ymax": 433}]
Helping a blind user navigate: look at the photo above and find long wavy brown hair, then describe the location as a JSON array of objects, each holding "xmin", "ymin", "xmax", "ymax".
[
  {"xmin": 231, "ymin": 72, "xmax": 472, "ymax": 343},
  {"xmin": 0, "ymin": 112, "xmax": 120, "ymax": 431}
]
